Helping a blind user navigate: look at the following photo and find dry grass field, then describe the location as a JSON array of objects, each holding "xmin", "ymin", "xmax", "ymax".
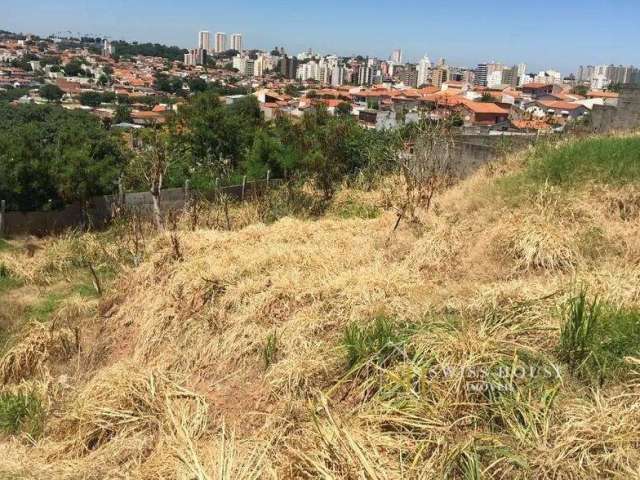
[{"xmin": 0, "ymin": 133, "xmax": 639, "ymax": 479}]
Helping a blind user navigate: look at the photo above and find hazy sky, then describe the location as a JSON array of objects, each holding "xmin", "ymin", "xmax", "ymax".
[{"xmin": 4, "ymin": 0, "xmax": 640, "ymax": 74}]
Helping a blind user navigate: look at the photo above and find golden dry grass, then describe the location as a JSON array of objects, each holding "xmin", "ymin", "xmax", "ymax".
[{"xmin": 1, "ymin": 134, "xmax": 640, "ymax": 478}]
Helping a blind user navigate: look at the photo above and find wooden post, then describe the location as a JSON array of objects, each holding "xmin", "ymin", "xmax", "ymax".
[
  {"xmin": 241, "ymin": 175, "xmax": 247, "ymax": 202},
  {"xmin": 0, "ymin": 200, "xmax": 5, "ymax": 238},
  {"xmin": 118, "ymin": 174, "xmax": 125, "ymax": 208},
  {"xmin": 184, "ymin": 179, "xmax": 191, "ymax": 204},
  {"xmin": 266, "ymin": 169, "xmax": 271, "ymax": 188}
]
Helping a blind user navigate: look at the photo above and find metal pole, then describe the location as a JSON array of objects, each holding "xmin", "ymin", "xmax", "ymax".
[
  {"xmin": 241, "ymin": 175, "xmax": 247, "ymax": 202},
  {"xmin": 266, "ymin": 169, "xmax": 271, "ymax": 188}
]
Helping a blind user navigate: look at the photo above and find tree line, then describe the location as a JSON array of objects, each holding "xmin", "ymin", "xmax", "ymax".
[{"xmin": 0, "ymin": 91, "xmax": 410, "ymax": 213}]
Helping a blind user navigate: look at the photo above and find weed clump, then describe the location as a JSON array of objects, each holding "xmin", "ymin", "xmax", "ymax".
[
  {"xmin": 558, "ymin": 290, "xmax": 640, "ymax": 385},
  {"xmin": 342, "ymin": 316, "xmax": 410, "ymax": 371},
  {"xmin": 0, "ymin": 391, "xmax": 44, "ymax": 437}
]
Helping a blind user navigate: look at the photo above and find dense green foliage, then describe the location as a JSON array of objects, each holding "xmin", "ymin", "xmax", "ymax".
[
  {"xmin": 0, "ymin": 104, "xmax": 127, "ymax": 210},
  {"xmin": 111, "ymin": 41, "xmax": 187, "ymax": 62},
  {"xmin": 39, "ymin": 84, "xmax": 64, "ymax": 102},
  {"xmin": 0, "ymin": 87, "xmax": 31, "ymax": 102}
]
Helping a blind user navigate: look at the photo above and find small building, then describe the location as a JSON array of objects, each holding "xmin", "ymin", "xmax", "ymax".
[
  {"xmin": 459, "ymin": 101, "xmax": 510, "ymax": 126},
  {"xmin": 522, "ymin": 83, "xmax": 554, "ymax": 99},
  {"xmin": 534, "ymin": 100, "xmax": 589, "ymax": 119}
]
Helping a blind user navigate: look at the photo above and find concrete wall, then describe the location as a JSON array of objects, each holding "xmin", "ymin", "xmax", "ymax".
[
  {"xmin": 1, "ymin": 179, "xmax": 277, "ymax": 237},
  {"xmin": 592, "ymin": 85, "xmax": 640, "ymax": 133}
]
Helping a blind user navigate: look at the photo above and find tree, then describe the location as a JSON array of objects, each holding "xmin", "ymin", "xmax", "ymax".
[
  {"xmin": 479, "ymin": 92, "xmax": 495, "ymax": 102},
  {"xmin": 244, "ymin": 129, "xmax": 287, "ymax": 179},
  {"xmin": 607, "ymin": 83, "xmax": 624, "ymax": 93},
  {"xmin": 154, "ymin": 73, "xmax": 183, "ymax": 94},
  {"xmin": 572, "ymin": 85, "xmax": 589, "ymax": 96},
  {"xmin": 114, "ymin": 104, "xmax": 132, "ymax": 124},
  {"xmin": 0, "ymin": 103, "xmax": 128, "ymax": 211},
  {"xmin": 63, "ymin": 61, "xmax": 83, "ymax": 77},
  {"xmin": 97, "ymin": 74, "xmax": 110, "ymax": 86},
  {"xmin": 335, "ymin": 102, "xmax": 352, "ymax": 116},
  {"xmin": 80, "ymin": 91, "xmax": 103, "ymax": 108},
  {"xmin": 39, "ymin": 84, "xmax": 64, "ymax": 102},
  {"xmin": 392, "ymin": 122, "xmax": 454, "ymax": 231},
  {"xmin": 187, "ymin": 77, "xmax": 208, "ymax": 93},
  {"xmin": 129, "ymin": 126, "xmax": 174, "ymax": 230}
]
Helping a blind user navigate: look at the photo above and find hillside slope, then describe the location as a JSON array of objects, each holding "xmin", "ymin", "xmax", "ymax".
[{"xmin": 1, "ymin": 134, "xmax": 640, "ymax": 479}]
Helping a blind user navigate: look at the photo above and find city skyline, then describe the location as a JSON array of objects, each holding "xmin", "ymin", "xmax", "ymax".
[{"xmin": 4, "ymin": 0, "xmax": 640, "ymax": 74}]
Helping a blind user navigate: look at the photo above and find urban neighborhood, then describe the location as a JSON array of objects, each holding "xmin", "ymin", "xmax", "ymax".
[{"xmin": 1, "ymin": 29, "xmax": 635, "ymax": 133}]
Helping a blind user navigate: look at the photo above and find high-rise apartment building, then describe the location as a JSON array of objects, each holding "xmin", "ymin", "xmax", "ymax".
[
  {"xmin": 215, "ymin": 32, "xmax": 227, "ymax": 53},
  {"xmin": 474, "ymin": 64, "xmax": 488, "ymax": 86},
  {"xmin": 417, "ymin": 55, "xmax": 432, "ymax": 87},
  {"xmin": 184, "ymin": 48, "xmax": 206, "ymax": 67},
  {"xmin": 198, "ymin": 31, "xmax": 210, "ymax": 52},
  {"xmin": 231, "ymin": 33, "xmax": 243, "ymax": 52},
  {"xmin": 516, "ymin": 63, "xmax": 527, "ymax": 86},
  {"xmin": 430, "ymin": 67, "xmax": 448, "ymax": 88},
  {"xmin": 358, "ymin": 63, "xmax": 373, "ymax": 85},
  {"xmin": 278, "ymin": 55, "xmax": 298, "ymax": 79},
  {"xmin": 390, "ymin": 49, "xmax": 403, "ymax": 64}
]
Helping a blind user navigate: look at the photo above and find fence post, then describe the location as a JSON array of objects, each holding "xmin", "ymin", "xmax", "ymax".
[
  {"xmin": 0, "ymin": 200, "xmax": 5, "ymax": 238},
  {"xmin": 266, "ymin": 169, "xmax": 271, "ymax": 188},
  {"xmin": 184, "ymin": 179, "xmax": 191, "ymax": 204},
  {"xmin": 118, "ymin": 174, "xmax": 125, "ymax": 208},
  {"xmin": 241, "ymin": 175, "xmax": 247, "ymax": 202}
]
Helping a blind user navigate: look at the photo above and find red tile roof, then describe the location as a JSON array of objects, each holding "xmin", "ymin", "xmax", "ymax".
[
  {"xmin": 462, "ymin": 101, "xmax": 510, "ymax": 114},
  {"xmin": 538, "ymin": 100, "xmax": 584, "ymax": 111}
]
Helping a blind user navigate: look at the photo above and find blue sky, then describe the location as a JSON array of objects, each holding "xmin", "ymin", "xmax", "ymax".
[{"xmin": 3, "ymin": 0, "xmax": 639, "ymax": 74}]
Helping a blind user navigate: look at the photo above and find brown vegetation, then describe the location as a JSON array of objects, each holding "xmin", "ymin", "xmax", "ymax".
[{"xmin": 1, "ymin": 134, "xmax": 640, "ymax": 478}]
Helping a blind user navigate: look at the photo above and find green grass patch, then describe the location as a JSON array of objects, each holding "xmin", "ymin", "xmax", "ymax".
[
  {"xmin": 71, "ymin": 281, "xmax": 101, "ymax": 299},
  {"xmin": 335, "ymin": 199, "xmax": 380, "ymax": 220},
  {"xmin": 0, "ymin": 263, "xmax": 21, "ymax": 294},
  {"xmin": 499, "ymin": 136, "xmax": 640, "ymax": 199},
  {"xmin": 27, "ymin": 292, "xmax": 64, "ymax": 322},
  {"xmin": 343, "ymin": 316, "xmax": 412, "ymax": 370},
  {"xmin": 558, "ymin": 290, "xmax": 640, "ymax": 385},
  {"xmin": 0, "ymin": 239, "xmax": 12, "ymax": 251},
  {"xmin": 0, "ymin": 391, "xmax": 45, "ymax": 437}
]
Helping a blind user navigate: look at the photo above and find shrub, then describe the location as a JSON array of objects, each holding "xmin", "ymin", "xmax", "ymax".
[
  {"xmin": 342, "ymin": 316, "xmax": 409, "ymax": 370},
  {"xmin": 558, "ymin": 290, "xmax": 640, "ymax": 385},
  {"xmin": 0, "ymin": 391, "xmax": 45, "ymax": 437}
]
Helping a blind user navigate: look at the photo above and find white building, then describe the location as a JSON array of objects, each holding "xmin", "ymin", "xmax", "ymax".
[
  {"xmin": 531, "ymin": 69, "xmax": 562, "ymax": 85},
  {"xmin": 591, "ymin": 73, "xmax": 610, "ymax": 90},
  {"xmin": 417, "ymin": 55, "xmax": 432, "ymax": 87},
  {"xmin": 215, "ymin": 32, "xmax": 227, "ymax": 53},
  {"xmin": 102, "ymin": 39, "xmax": 114, "ymax": 57},
  {"xmin": 198, "ymin": 31, "xmax": 211, "ymax": 52},
  {"xmin": 391, "ymin": 49, "xmax": 403, "ymax": 64},
  {"xmin": 487, "ymin": 69, "xmax": 504, "ymax": 88},
  {"xmin": 517, "ymin": 63, "xmax": 527, "ymax": 87},
  {"xmin": 231, "ymin": 33, "xmax": 243, "ymax": 52},
  {"xmin": 331, "ymin": 65, "xmax": 345, "ymax": 86}
]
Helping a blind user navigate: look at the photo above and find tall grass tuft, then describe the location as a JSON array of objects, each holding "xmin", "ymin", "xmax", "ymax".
[
  {"xmin": 342, "ymin": 316, "xmax": 408, "ymax": 371},
  {"xmin": 559, "ymin": 290, "xmax": 640, "ymax": 385},
  {"xmin": 0, "ymin": 391, "xmax": 45, "ymax": 437},
  {"xmin": 559, "ymin": 290, "xmax": 600, "ymax": 375},
  {"xmin": 263, "ymin": 331, "xmax": 279, "ymax": 369}
]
